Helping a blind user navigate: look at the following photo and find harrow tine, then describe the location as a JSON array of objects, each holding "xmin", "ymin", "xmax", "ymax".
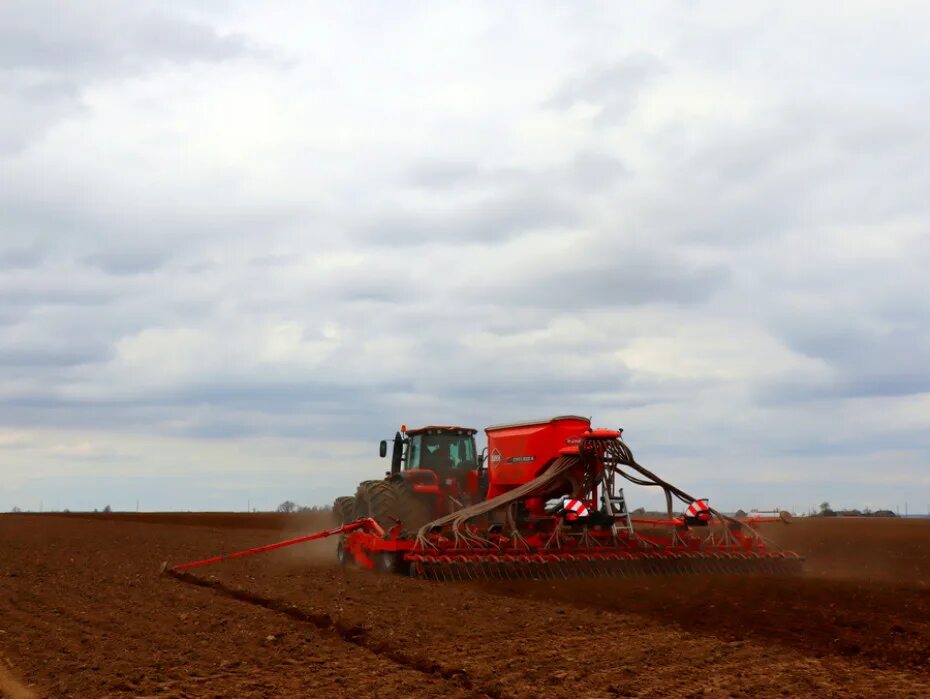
[
  {"xmin": 501, "ymin": 559, "xmax": 514, "ymax": 580},
  {"xmin": 490, "ymin": 561, "xmax": 500, "ymax": 580},
  {"xmin": 565, "ymin": 558, "xmax": 578, "ymax": 578},
  {"xmin": 479, "ymin": 560, "xmax": 493, "ymax": 580},
  {"xmin": 403, "ymin": 549, "xmax": 801, "ymax": 582},
  {"xmin": 619, "ymin": 558, "xmax": 632, "ymax": 576},
  {"xmin": 462, "ymin": 561, "xmax": 476, "ymax": 581}
]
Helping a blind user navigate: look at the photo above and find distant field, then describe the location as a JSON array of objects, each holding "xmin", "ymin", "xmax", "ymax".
[
  {"xmin": 0, "ymin": 514, "xmax": 927, "ymax": 697},
  {"xmin": 39, "ymin": 510, "xmax": 336, "ymax": 531}
]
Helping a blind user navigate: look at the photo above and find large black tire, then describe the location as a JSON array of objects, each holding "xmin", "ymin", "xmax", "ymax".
[
  {"xmin": 332, "ymin": 496, "xmax": 356, "ymax": 525},
  {"xmin": 366, "ymin": 480, "xmax": 432, "ymax": 534},
  {"xmin": 352, "ymin": 480, "xmax": 381, "ymax": 519}
]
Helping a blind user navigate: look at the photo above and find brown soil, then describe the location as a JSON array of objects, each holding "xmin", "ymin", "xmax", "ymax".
[{"xmin": 1, "ymin": 513, "xmax": 928, "ymax": 698}]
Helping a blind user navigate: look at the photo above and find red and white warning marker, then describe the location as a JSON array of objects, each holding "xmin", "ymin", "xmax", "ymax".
[
  {"xmin": 685, "ymin": 498, "xmax": 711, "ymax": 521},
  {"xmin": 562, "ymin": 498, "xmax": 590, "ymax": 520}
]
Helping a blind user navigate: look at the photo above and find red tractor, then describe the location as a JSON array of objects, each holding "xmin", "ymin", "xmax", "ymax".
[{"xmin": 333, "ymin": 424, "xmax": 484, "ymax": 532}]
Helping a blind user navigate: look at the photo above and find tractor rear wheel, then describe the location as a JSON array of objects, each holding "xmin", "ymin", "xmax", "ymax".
[
  {"xmin": 332, "ymin": 496, "xmax": 356, "ymax": 525},
  {"xmin": 366, "ymin": 480, "xmax": 432, "ymax": 534},
  {"xmin": 352, "ymin": 480, "xmax": 381, "ymax": 519}
]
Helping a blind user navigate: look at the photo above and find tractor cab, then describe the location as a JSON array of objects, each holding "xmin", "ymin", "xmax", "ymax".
[
  {"xmin": 378, "ymin": 426, "xmax": 484, "ymax": 514},
  {"xmin": 405, "ymin": 426, "xmax": 478, "ymax": 474},
  {"xmin": 380, "ymin": 425, "xmax": 479, "ymax": 476}
]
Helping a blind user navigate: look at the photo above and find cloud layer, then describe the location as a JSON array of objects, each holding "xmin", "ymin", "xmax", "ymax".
[{"xmin": 2, "ymin": 2, "xmax": 929, "ymax": 513}]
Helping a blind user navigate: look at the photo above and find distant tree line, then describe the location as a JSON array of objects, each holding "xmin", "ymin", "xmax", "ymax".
[
  {"xmin": 816, "ymin": 501, "xmax": 897, "ymax": 517},
  {"xmin": 276, "ymin": 501, "xmax": 331, "ymax": 513}
]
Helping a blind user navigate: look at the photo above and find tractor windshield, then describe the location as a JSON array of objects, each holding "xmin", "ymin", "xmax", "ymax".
[{"xmin": 407, "ymin": 433, "xmax": 476, "ymax": 472}]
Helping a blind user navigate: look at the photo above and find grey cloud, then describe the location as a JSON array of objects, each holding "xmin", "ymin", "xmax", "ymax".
[
  {"xmin": 249, "ymin": 253, "xmax": 296, "ymax": 268},
  {"xmin": 0, "ymin": 78, "xmax": 83, "ymax": 155},
  {"xmin": 358, "ymin": 189, "xmax": 579, "ymax": 244},
  {"xmin": 545, "ymin": 52, "xmax": 666, "ymax": 122},
  {"xmin": 0, "ymin": 246, "xmax": 45, "ymax": 269},
  {"xmin": 83, "ymin": 251, "xmax": 167, "ymax": 276},
  {"xmin": 0, "ymin": 175, "xmax": 307, "ymax": 272},
  {"xmin": 0, "ymin": 2, "xmax": 251, "ymax": 74},
  {"xmin": 363, "ymin": 151, "xmax": 631, "ymax": 245},
  {"xmin": 0, "ymin": 286, "xmax": 115, "ymax": 307},
  {"xmin": 0, "ymin": 345, "xmax": 106, "ymax": 368},
  {"xmin": 760, "ymin": 322, "xmax": 930, "ymax": 403},
  {"xmin": 660, "ymin": 104, "xmax": 930, "ymax": 246},
  {"xmin": 478, "ymin": 251, "xmax": 726, "ymax": 309},
  {"xmin": 0, "ymin": 2, "xmax": 255, "ymax": 154},
  {"xmin": 406, "ymin": 161, "xmax": 482, "ymax": 189},
  {"xmin": 567, "ymin": 151, "xmax": 629, "ymax": 191},
  {"xmin": 406, "ymin": 152, "xmax": 627, "ymax": 195},
  {"xmin": 0, "ymin": 376, "xmax": 412, "ymax": 442}
]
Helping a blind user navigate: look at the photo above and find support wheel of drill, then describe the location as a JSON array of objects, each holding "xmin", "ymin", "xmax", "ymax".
[
  {"xmin": 377, "ymin": 551, "xmax": 406, "ymax": 576},
  {"xmin": 336, "ymin": 539, "xmax": 349, "ymax": 566}
]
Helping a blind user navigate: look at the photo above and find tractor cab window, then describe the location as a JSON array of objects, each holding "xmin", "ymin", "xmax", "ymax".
[
  {"xmin": 407, "ymin": 438, "xmax": 420, "ymax": 470},
  {"xmin": 406, "ymin": 433, "xmax": 476, "ymax": 473}
]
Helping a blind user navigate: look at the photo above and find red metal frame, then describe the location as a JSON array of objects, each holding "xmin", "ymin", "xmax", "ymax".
[
  {"xmin": 167, "ymin": 518, "xmax": 383, "ymax": 573},
  {"xmin": 341, "ymin": 517, "xmax": 796, "ymax": 574}
]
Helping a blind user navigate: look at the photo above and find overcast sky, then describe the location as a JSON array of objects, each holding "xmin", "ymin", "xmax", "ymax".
[{"xmin": 2, "ymin": 2, "xmax": 929, "ymax": 514}]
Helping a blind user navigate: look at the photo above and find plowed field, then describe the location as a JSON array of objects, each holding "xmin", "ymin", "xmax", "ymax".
[{"xmin": 1, "ymin": 513, "xmax": 928, "ymax": 698}]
